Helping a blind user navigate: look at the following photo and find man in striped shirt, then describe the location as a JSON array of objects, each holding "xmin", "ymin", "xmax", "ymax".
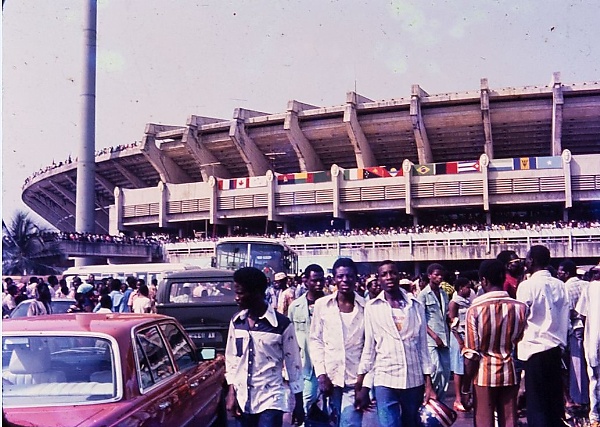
[
  {"xmin": 356, "ymin": 260, "xmax": 435, "ymax": 427},
  {"xmin": 462, "ymin": 259, "xmax": 527, "ymax": 427}
]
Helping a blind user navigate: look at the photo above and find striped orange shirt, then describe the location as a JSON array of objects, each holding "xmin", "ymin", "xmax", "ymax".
[{"xmin": 463, "ymin": 291, "xmax": 527, "ymax": 387}]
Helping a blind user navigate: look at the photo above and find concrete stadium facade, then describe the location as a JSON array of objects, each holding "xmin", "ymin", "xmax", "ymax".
[{"xmin": 22, "ymin": 74, "xmax": 600, "ymax": 252}]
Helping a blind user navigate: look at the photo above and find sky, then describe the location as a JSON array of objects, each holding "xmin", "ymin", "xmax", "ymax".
[{"xmin": 2, "ymin": 0, "xmax": 599, "ymax": 229}]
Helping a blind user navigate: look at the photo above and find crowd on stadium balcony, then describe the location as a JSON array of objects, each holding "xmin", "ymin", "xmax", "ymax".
[
  {"xmin": 164, "ymin": 220, "xmax": 600, "ymax": 244},
  {"xmin": 22, "ymin": 141, "xmax": 142, "ymax": 189},
  {"xmin": 40, "ymin": 231, "xmax": 168, "ymax": 246}
]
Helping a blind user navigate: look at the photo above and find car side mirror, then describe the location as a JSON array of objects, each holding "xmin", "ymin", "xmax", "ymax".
[{"xmin": 198, "ymin": 348, "xmax": 216, "ymax": 361}]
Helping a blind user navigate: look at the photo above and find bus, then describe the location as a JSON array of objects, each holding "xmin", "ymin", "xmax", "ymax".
[
  {"xmin": 213, "ymin": 237, "xmax": 298, "ymax": 280},
  {"xmin": 61, "ymin": 262, "xmax": 201, "ymax": 286}
]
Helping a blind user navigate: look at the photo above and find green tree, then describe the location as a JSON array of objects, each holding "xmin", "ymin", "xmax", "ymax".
[{"xmin": 2, "ymin": 211, "xmax": 61, "ymax": 275}]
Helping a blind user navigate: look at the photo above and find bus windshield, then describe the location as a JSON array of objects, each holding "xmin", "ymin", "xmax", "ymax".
[{"xmin": 215, "ymin": 240, "xmax": 297, "ymax": 279}]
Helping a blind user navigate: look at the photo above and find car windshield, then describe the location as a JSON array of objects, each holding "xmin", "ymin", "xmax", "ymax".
[
  {"xmin": 2, "ymin": 335, "xmax": 118, "ymax": 406},
  {"xmin": 169, "ymin": 280, "xmax": 236, "ymax": 304}
]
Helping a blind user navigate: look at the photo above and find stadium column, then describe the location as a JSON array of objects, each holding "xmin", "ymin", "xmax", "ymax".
[
  {"xmin": 331, "ymin": 164, "xmax": 345, "ymax": 221},
  {"xmin": 75, "ymin": 0, "xmax": 97, "ymax": 266},
  {"xmin": 158, "ymin": 182, "xmax": 167, "ymax": 228},
  {"xmin": 229, "ymin": 108, "xmax": 271, "ymax": 176},
  {"xmin": 402, "ymin": 159, "xmax": 414, "ymax": 217},
  {"xmin": 480, "ymin": 78, "xmax": 494, "ymax": 159},
  {"xmin": 141, "ymin": 124, "xmax": 193, "ymax": 184},
  {"xmin": 479, "ymin": 153, "xmax": 491, "ymax": 223},
  {"xmin": 344, "ymin": 92, "xmax": 377, "ymax": 168},
  {"xmin": 208, "ymin": 176, "xmax": 219, "ymax": 229},
  {"xmin": 410, "ymin": 84, "xmax": 434, "ymax": 164},
  {"xmin": 562, "ymin": 149, "xmax": 573, "ymax": 215},
  {"xmin": 183, "ymin": 116, "xmax": 230, "ymax": 181},
  {"xmin": 284, "ymin": 101, "xmax": 324, "ymax": 172},
  {"xmin": 551, "ymin": 72, "xmax": 564, "ymax": 156},
  {"xmin": 266, "ymin": 170, "xmax": 283, "ymax": 224},
  {"xmin": 110, "ymin": 187, "xmax": 123, "ymax": 236}
]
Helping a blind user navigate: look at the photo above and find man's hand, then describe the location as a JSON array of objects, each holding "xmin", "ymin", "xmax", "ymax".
[
  {"xmin": 317, "ymin": 374, "xmax": 334, "ymax": 397},
  {"xmin": 291, "ymin": 392, "xmax": 305, "ymax": 426},
  {"xmin": 423, "ymin": 375, "xmax": 437, "ymax": 404},
  {"xmin": 354, "ymin": 387, "xmax": 371, "ymax": 411},
  {"xmin": 225, "ymin": 385, "xmax": 241, "ymax": 417}
]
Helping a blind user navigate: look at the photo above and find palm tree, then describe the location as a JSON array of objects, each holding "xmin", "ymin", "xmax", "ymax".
[{"xmin": 2, "ymin": 210, "xmax": 61, "ymax": 275}]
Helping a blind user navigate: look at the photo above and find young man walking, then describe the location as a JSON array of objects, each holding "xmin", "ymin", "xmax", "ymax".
[
  {"xmin": 309, "ymin": 257, "xmax": 366, "ymax": 427},
  {"xmin": 462, "ymin": 259, "xmax": 527, "ymax": 427},
  {"xmin": 225, "ymin": 267, "xmax": 304, "ymax": 427},
  {"xmin": 356, "ymin": 260, "xmax": 435, "ymax": 427},
  {"xmin": 417, "ymin": 263, "xmax": 451, "ymax": 401},
  {"xmin": 288, "ymin": 264, "xmax": 326, "ymax": 413}
]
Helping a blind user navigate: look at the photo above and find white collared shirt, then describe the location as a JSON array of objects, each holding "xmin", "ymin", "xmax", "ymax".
[
  {"xmin": 225, "ymin": 305, "xmax": 303, "ymax": 414},
  {"xmin": 516, "ymin": 269, "xmax": 569, "ymax": 361},
  {"xmin": 358, "ymin": 290, "xmax": 433, "ymax": 389},
  {"xmin": 575, "ymin": 280, "xmax": 600, "ymax": 367},
  {"xmin": 309, "ymin": 291, "xmax": 365, "ymax": 387}
]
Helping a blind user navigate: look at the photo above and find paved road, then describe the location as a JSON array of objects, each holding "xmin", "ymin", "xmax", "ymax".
[{"xmin": 227, "ymin": 376, "xmax": 539, "ymax": 426}]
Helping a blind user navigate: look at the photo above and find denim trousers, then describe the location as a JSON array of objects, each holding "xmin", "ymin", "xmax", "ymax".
[
  {"xmin": 374, "ymin": 385, "xmax": 424, "ymax": 427},
  {"xmin": 236, "ymin": 409, "xmax": 284, "ymax": 427},
  {"xmin": 330, "ymin": 386, "xmax": 363, "ymax": 427}
]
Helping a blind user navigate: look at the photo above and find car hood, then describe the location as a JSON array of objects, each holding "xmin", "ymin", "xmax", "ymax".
[{"xmin": 4, "ymin": 402, "xmax": 135, "ymax": 427}]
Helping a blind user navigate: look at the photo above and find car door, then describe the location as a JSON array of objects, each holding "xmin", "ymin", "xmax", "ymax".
[
  {"xmin": 133, "ymin": 324, "xmax": 188, "ymax": 427},
  {"xmin": 159, "ymin": 321, "xmax": 225, "ymax": 427}
]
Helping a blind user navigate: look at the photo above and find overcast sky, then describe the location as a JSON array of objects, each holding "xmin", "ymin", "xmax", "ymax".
[{"xmin": 2, "ymin": 0, "xmax": 599, "ymax": 229}]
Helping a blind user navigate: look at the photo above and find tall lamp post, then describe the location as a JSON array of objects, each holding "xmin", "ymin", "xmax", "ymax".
[{"xmin": 74, "ymin": 0, "xmax": 97, "ymax": 266}]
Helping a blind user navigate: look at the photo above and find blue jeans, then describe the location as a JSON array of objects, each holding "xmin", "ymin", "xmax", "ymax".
[
  {"xmin": 429, "ymin": 346, "xmax": 451, "ymax": 401},
  {"xmin": 304, "ymin": 372, "xmax": 319, "ymax": 413},
  {"xmin": 236, "ymin": 409, "xmax": 283, "ymax": 427},
  {"xmin": 374, "ymin": 385, "xmax": 424, "ymax": 427},
  {"xmin": 330, "ymin": 386, "xmax": 363, "ymax": 427}
]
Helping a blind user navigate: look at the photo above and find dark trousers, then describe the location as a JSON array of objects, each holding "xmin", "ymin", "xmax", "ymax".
[
  {"xmin": 474, "ymin": 384, "xmax": 518, "ymax": 427},
  {"xmin": 236, "ymin": 409, "xmax": 284, "ymax": 427},
  {"xmin": 524, "ymin": 346, "xmax": 567, "ymax": 427}
]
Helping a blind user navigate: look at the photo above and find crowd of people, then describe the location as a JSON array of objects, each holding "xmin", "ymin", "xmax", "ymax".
[
  {"xmin": 22, "ymin": 141, "xmax": 141, "ymax": 189},
  {"xmin": 224, "ymin": 246, "xmax": 600, "ymax": 427},
  {"xmin": 2, "ymin": 245, "xmax": 599, "ymax": 427},
  {"xmin": 42, "ymin": 231, "xmax": 168, "ymax": 246},
  {"xmin": 164, "ymin": 219, "xmax": 600, "ymax": 245},
  {"xmin": 2, "ymin": 273, "xmax": 157, "ymax": 318}
]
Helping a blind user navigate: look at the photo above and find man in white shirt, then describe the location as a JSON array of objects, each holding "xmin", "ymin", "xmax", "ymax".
[
  {"xmin": 288, "ymin": 264, "xmax": 326, "ymax": 413},
  {"xmin": 557, "ymin": 259, "xmax": 589, "ymax": 409},
  {"xmin": 132, "ymin": 284, "xmax": 151, "ymax": 314},
  {"xmin": 575, "ymin": 266, "xmax": 600, "ymax": 427},
  {"xmin": 517, "ymin": 245, "xmax": 570, "ymax": 427},
  {"xmin": 309, "ymin": 257, "xmax": 366, "ymax": 427},
  {"xmin": 356, "ymin": 260, "xmax": 435, "ymax": 427},
  {"xmin": 225, "ymin": 267, "xmax": 304, "ymax": 427}
]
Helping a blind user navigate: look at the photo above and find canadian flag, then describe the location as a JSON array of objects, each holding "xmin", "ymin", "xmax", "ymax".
[{"xmin": 235, "ymin": 178, "xmax": 249, "ymax": 189}]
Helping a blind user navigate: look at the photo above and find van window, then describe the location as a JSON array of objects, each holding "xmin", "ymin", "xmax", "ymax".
[{"xmin": 168, "ymin": 280, "xmax": 235, "ymax": 304}]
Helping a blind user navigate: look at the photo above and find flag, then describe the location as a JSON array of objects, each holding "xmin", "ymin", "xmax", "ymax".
[
  {"xmin": 389, "ymin": 167, "xmax": 402, "ymax": 177},
  {"xmin": 311, "ymin": 171, "xmax": 331, "ymax": 183},
  {"xmin": 294, "ymin": 172, "xmax": 309, "ymax": 184},
  {"xmin": 277, "ymin": 174, "xmax": 295, "ymax": 185},
  {"xmin": 514, "ymin": 157, "xmax": 537, "ymax": 170},
  {"xmin": 457, "ymin": 160, "xmax": 480, "ymax": 173},
  {"xmin": 218, "ymin": 179, "xmax": 232, "ymax": 190},
  {"xmin": 346, "ymin": 169, "xmax": 363, "ymax": 180},
  {"xmin": 364, "ymin": 166, "xmax": 392, "ymax": 178},
  {"xmin": 249, "ymin": 176, "xmax": 267, "ymax": 187},
  {"xmin": 235, "ymin": 177, "xmax": 249, "ymax": 189},
  {"xmin": 489, "ymin": 158, "xmax": 514, "ymax": 171},
  {"xmin": 536, "ymin": 156, "xmax": 562, "ymax": 169},
  {"xmin": 412, "ymin": 164, "xmax": 434, "ymax": 176},
  {"xmin": 436, "ymin": 162, "xmax": 458, "ymax": 175}
]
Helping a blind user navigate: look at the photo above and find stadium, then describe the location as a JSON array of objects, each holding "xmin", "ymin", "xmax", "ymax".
[{"xmin": 21, "ymin": 74, "xmax": 600, "ymax": 271}]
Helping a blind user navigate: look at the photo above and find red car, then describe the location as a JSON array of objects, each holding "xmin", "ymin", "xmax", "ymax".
[{"xmin": 2, "ymin": 313, "xmax": 226, "ymax": 427}]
